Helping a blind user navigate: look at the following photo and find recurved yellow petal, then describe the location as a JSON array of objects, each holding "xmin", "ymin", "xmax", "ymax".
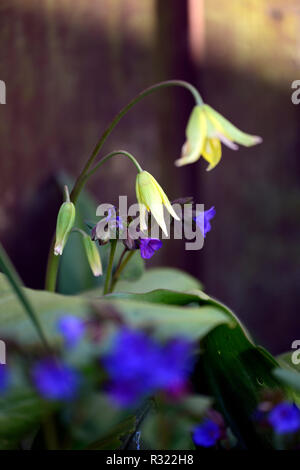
[
  {"xmin": 202, "ymin": 137, "xmax": 222, "ymax": 171},
  {"xmin": 204, "ymin": 104, "xmax": 262, "ymax": 147},
  {"xmin": 148, "ymin": 173, "xmax": 180, "ymax": 221}
]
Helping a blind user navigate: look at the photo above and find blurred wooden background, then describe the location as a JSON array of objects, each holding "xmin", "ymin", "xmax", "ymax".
[{"xmin": 0, "ymin": 0, "xmax": 300, "ymax": 353}]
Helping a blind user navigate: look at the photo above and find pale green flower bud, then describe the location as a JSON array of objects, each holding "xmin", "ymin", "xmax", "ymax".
[
  {"xmin": 82, "ymin": 236, "xmax": 102, "ymax": 277},
  {"xmin": 54, "ymin": 201, "xmax": 75, "ymax": 256}
]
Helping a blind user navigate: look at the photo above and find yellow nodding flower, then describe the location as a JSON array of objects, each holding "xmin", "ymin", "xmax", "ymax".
[
  {"xmin": 54, "ymin": 201, "xmax": 75, "ymax": 256},
  {"xmin": 175, "ymin": 104, "xmax": 262, "ymax": 171},
  {"xmin": 82, "ymin": 236, "xmax": 102, "ymax": 277},
  {"xmin": 136, "ymin": 170, "xmax": 180, "ymax": 236}
]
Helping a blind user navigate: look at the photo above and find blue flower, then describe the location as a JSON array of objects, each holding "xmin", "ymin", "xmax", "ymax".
[
  {"xmin": 193, "ymin": 419, "xmax": 221, "ymax": 447},
  {"xmin": 157, "ymin": 339, "xmax": 194, "ymax": 395},
  {"xmin": 32, "ymin": 358, "xmax": 80, "ymax": 401},
  {"xmin": 268, "ymin": 402, "xmax": 300, "ymax": 434},
  {"xmin": 102, "ymin": 329, "xmax": 194, "ymax": 406},
  {"xmin": 0, "ymin": 365, "xmax": 9, "ymax": 394},
  {"xmin": 57, "ymin": 315, "xmax": 85, "ymax": 348},
  {"xmin": 139, "ymin": 238, "xmax": 162, "ymax": 259},
  {"xmin": 105, "ymin": 208, "xmax": 123, "ymax": 230},
  {"xmin": 194, "ymin": 206, "xmax": 216, "ymax": 238}
]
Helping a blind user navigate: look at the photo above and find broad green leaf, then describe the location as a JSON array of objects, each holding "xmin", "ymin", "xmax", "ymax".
[
  {"xmin": 85, "ymin": 415, "xmax": 136, "ymax": 450},
  {"xmin": 201, "ymin": 324, "xmax": 284, "ymax": 449},
  {"xmin": 276, "ymin": 351, "xmax": 300, "ymax": 373},
  {"xmin": 0, "ymin": 388, "xmax": 54, "ymax": 442},
  {"xmin": 0, "ymin": 272, "xmax": 230, "ymax": 447},
  {"xmin": 113, "ymin": 267, "xmax": 202, "ymax": 294},
  {"xmin": 273, "ymin": 368, "xmax": 300, "ymax": 392},
  {"xmin": 0, "ymin": 273, "xmax": 87, "ymax": 344},
  {"xmin": 100, "ymin": 292, "xmax": 231, "ymax": 341},
  {"xmin": 274, "ymin": 352, "xmax": 300, "ymax": 404}
]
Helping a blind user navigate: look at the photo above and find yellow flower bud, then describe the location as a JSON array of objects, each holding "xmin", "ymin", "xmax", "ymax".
[
  {"xmin": 136, "ymin": 170, "xmax": 179, "ymax": 236},
  {"xmin": 175, "ymin": 104, "xmax": 262, "ymax": 170},
  {"xmin": 54, "ymin": 201, "xmax": 75, "ymax": 256},
  {"xmin": 82, "ymin": 236, "xmax": 102, "ymax": 277}
]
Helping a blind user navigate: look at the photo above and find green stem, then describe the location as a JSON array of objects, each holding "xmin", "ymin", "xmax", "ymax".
[
  {"xmin": 110, "ymin": 250, "xmax": 135, "ymax": 293},
  {"xmin": 70, "ymin": 80, "xmax": 202, "ymax": 204},
  {"xmin": 85, "ymin": 150, "xmax": 142, "ymax": 180},
  {"xmin": 103, "ymin": 240, "xmax": 117, "ymax": 295},
  {"xmin": 0, "ymin": 243, "xmax": 50, "ymax": 350},
  {"xmin": 45, "ymin": 80, "xmax": 202, "ymax": 291},
  {"xmin": 63, "ymin": 184, "xmax": 71, "ymax": 202},
  {"xmin": 45, "ymin": 236, "xmax": 59, "ymax": 292}
]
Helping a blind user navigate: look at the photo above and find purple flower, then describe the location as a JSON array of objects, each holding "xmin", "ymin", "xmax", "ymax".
[
  {"xmin": 194, "ymin": 206, "xmax": 216, "ymax": 238},
  {"xmin": 193, "ymin": 419, "xmax": 221, "ymax": 447},
  {"xmin": 102, "ymin": 329, "xmax": 194, "ymax": 406},
  {"xmin": 105, "ymin": 208, "xmax": 123, "ymax": 230},
  {"xmin": 57, "ymin": 315, "xmax": 85, "ymax": 348},
  {"xmin": 32, "ymin": 358, "xmax": 80, "ymax": 401},
  {"xmin": 157, "ymin": 339, "xmax": 194, "ymax": 395},
  {"xmin": 0, "ymin": 365, "xmax": 9, "ymax": 394},
  {"xmin": 268, "ymin": 402, "xmax": 300, "ymax": 434},
  {"xmin": 139, "ymin": 238, "xmax": 162, "ymax": 259}
]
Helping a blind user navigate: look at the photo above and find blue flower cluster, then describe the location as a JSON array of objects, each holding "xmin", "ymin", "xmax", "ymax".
[
  {"xmin": 194, "ymin": 206, "xmax": 216, "ymax": 238},
  {"xmin": 268, "ymin": 402, "xmax": 300, "ymax": 434},
  {"xmin": 57, "ymin": 315, "xmax": 85, "ymax": 348},
  {"xmin": 102, "ymin": 328, "xmax": 194, "ymax": 406},
  {"xmin": 193, "ymin": 419, "xmax": 221, "ymax": 447},
  {"xmin": 139, "ymin": 238, "xmax": 162, "ymax": 259},
  {"xmin": 0, "ymin": 365, "xmax": 9, "ymax": 394},
  {"xmin": 32, "ymin": 358, "xmax": 80, "ymax": 401}
]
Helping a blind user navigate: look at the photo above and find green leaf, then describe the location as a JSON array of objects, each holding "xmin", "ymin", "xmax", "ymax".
[
  {"xmin": 0, "ymin": 388, "xmax": 54, "ymax": 444},
  {"xmin": 101, "ymin": 291, "xmax": 231, "ymax": 341},
  {"xmin": 113, "ymin": 267, "xmax": 202, "ymax": 294},
  {"xmin": 276, "ymin": 351, "xmax": 300, "ymax": 373},
  {"xmin": 0, "ymin": 271, "xmax": 230, "ymax": 447},
  {"xmin": 201, "ymin": 322, "xmax": 284, "ymax": 449},
  {"xmin": 273, "ymin": 368, "xmax": 300, "ymax": 392},
  {"xmin": 85, "ymin": 415, "xmax": 136, "ymax": 450}
]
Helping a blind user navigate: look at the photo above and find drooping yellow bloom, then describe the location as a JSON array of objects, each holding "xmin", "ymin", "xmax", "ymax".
[
  {"xmin": 54, "ymin": 201, "xmax": 75, "ymax": 256},
  {"xmin": 136, "ymin": 171, "xmax": 179, "ymax": 236},
  {"xmin": 175, "ymin": 104, "xmax": 262, "ymax": 171}
]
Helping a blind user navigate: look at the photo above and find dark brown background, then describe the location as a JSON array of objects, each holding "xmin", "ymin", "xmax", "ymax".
[{"xmin": 0, "ymin": 0, "xmax": 300, "ymax": 354}]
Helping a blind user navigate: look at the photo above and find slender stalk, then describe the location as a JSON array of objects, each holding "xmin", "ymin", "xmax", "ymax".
[
  {"xmin": 110, "ymin": 250, "xmax": 135, "ymax": 293},
  {"xmin": 103, "ymin": 240, "xmax": 117, "ymax": 295},
  {"xmin": 63, "ymin": 184, "xmax": 71, "ymax": 202},
  {"xmin": 85, "ymin": 150, "xmax": 142, "ymax": 180},
  {"xmin": 70, "ymin": 80, "xmax": 202, "ymax": 204},
  {"xmin": 44, "ymin": 237, "xmax": 59, "ymax": 292},
  {"xmin": 0, "ymin": 243, "xmax": 50, "ymax": 350},
  {"xmin": 45, "ymin": 80, "xmax": 202, "ymax": 291}
]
